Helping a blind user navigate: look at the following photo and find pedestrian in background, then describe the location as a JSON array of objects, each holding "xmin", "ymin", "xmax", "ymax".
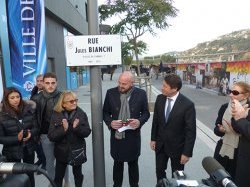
[
  {"xmin": 0, "ymin": 87, "xmax": 38, "ymax": 187},
  {"xmin": 150, "ymin": 74, "xmax": 196, "ymax": 183},
  {"xmin": 219, "ymin": 74, "xmax": 229, "ymax": 96},
  {"xmin": 231, "ymin": 82, "xmax": 250, "ymax": 187},
  {"xmin": 30, "ymin": 74, "xmax": 44, "ymax": 98},
  {"xmin": 32, "ymin": 72, "xmax": 70, "ymax": 187},
  {"xmin": 48, "ymin": 91, "xmax": 91, "ymax": 187},
  {"xmin": 103, "ymin": 71, "xmax": 150, "ymax": 187},
  {"xmin": 30, "ymin": 74, "xmax": 46, "ymax": 173}
]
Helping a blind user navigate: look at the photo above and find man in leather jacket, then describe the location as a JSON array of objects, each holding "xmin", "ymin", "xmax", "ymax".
[{"xmin": 32, "ymin": 72, "xmax": 70, "ymax": 186}]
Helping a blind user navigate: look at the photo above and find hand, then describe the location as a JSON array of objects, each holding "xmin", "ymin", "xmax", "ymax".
[
  {"xmin": 62, "ymin": 119, "xmax": 69, "ymax": 131},
  {"xmin": 18, "ymin": 130, "xmax": 24, "ymax": 142},
  {"xmin": 23, "ymin": 130, "xmax": 31, "ymax": 142},
  {"xmin": 232, "ymin": 99, "xmax": 249, "ymax": 120},
  {"xmin": 180, "ymin": 154, "xmax": 189, "ymax": 165},
  {"xmin": 73, "ymin": 118, "xmax": 79, "ymax": 128},
  {"xmin": 217, "ymin": 124, "xmax": 226, "ymax": 133},
  {"xmin": 111, "ymin": 120, "xmax": 123, "ymax": 130},
  {"xmin": 128, "ymin": 119, "xmax": 140, "ymax": 129},
  {"xmin": 150, "ymin": 141, "xmax": 156, "ymax": 151}
]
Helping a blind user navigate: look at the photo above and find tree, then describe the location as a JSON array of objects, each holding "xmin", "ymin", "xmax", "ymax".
[
  {"xmin": 121, "ymin": 42, "xmax": 133, "ymax": 68},
  {"xmin": 161, "ymin": 54, "xmax": 177, "ymax": 63},
  {"xmin": 99, "ymin": 0, "xmax": 178, "ymax": 74}
]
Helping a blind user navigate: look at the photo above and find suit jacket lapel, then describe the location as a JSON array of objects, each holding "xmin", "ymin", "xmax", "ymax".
[
  {"xmin": 160, "ymin": 96, "xmax": 167, "ymax": 123},
  {"xmin": 168, "ymin": 94, "xmax": 182, "ymax": 121}
]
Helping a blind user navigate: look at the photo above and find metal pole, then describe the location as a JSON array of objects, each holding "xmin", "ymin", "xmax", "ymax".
[{"xmin": 87, "ymin": 1, "xmax": 106, "ymax": 187}]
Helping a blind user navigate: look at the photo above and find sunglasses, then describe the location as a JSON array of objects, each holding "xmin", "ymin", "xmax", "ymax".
[
  {"xmin": 229, "ymin": 90, "xmax": 244, "ymax": 96},
  {"xmin": 64, "ymin": 99, "xmax": 78, "ymax": 104}
]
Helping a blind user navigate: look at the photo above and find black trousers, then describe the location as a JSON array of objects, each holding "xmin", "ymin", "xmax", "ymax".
[
  {"xmin": 8, "ymin": 149, "xmax": 35, "ymax": 187},
  {"xmin": 54, "ymin": 160, "xmax": 83, "ymax": 187},
  {"xmin": 113, "ymin": 159, "xmax": 139, "ymax": 187},
  {"xmin": 155, "ymin": 149, "xmax": 184, "ymax": 181},
  {"xmin": 214, "ymin": 139, "xmax": 237, "ymax": 180}
]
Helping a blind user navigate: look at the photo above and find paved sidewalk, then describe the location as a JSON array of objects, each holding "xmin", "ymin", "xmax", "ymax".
[{"xmin": 35, "ymin": 68, "xmax": 215, "ymax": 187}]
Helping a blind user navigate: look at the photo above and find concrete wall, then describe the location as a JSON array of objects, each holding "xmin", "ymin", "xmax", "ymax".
[
  {"xmin": 44, "ymin": 0, "xmax": 88, "ymax": 90},
  {"xmin": 45, "ymin": 17, "xmax": 68, "ymax": 90},
  {"xmin": 45, "ymin": 0, "xmax": 88, "ymax": 35}
]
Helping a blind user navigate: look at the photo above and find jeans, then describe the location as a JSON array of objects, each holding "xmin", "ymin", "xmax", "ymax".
[
  {"xmin": 40, "ymin": 134, "xmax": 70, "ymax": 181},
  {"xmin": 35, "ymin": 141, "xmax": 46, "ymax": 168}
]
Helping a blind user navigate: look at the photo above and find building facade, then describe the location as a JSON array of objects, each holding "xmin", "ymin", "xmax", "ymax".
[{"xmin": 0, "ymin": 0, "xmax": 88, "ymax": 96}]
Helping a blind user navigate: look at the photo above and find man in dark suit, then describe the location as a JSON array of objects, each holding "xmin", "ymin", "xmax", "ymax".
[
  {"xmin": 150, "ymin": 74, "xmax": 196, "ymax": 182},
  {"xmin": 103, "ymin": 71, "xmax": 150, "ymax": 187}
]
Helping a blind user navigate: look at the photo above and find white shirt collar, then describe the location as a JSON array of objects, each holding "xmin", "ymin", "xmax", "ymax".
[{"xmin": 167, "ymin": 92, "xmax": 179, "ymax": 103}]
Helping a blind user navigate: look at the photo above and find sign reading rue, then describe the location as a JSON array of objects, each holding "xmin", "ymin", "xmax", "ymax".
[{"xmin": 65, "ymin": 34, "xmax": 122, "ymax": 66}]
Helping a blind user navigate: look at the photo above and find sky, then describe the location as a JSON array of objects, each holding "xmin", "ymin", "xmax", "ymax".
[{"xmin": 98, "ymin": 0, "xmax": 250, "ymax": 57}]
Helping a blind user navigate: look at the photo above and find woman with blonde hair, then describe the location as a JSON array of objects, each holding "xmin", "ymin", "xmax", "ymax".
[
  {"xmin": 214, "ymin": 81, "xmax": 250, "ymax": 178},
  {"xmin": 231, "ymin": 82, "xmax": 250, "ymax": 187},
  {"xmin": 48, "ymin": 91, "xmax": 91, "ymax": 187}
]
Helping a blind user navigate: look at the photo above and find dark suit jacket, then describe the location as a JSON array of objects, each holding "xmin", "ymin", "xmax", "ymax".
[
  {"xmin": 151, "ymin": 93, "xmax": 196, "ymax": 158},
  {"xmin": 103, "ymin": 86, "xmax": 150, "ymax": 162}
]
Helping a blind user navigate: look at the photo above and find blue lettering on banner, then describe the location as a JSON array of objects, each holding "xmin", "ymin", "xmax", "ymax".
[{"xmin": 7, "ymin": 0, "xmax": 47, "ymax": 98}]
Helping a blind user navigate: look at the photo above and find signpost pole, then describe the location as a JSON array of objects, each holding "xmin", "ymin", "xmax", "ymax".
[{"xmin": 87, "ymin": 1, "xmax": 106, "ymax": 187}]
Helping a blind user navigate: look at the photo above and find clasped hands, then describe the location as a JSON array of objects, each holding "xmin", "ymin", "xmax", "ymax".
[
  {"xmin": 18, "ymin": 130, "xmax": 31, "ymax": 142},
  {"xmin": 231, "ymin": 99, "xmax": 249, "ymax": 120},
  {"xmin": 111, "ymin": 119, "xmax": 140, "ymax": 130},
  {"xmin": 61, "ymin": 118, "xmax": 80, "ymax": 131}
]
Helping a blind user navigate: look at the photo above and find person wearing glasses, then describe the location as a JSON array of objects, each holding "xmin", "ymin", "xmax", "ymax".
[
  {"xmin": 32, "ymin": 72, "xmax": 70, "ymax": 187},
  {"xmin": 0, "ymin": 87, "xmax": 38, "ymax": 187},
  {"xmin": 231, "ymin": 84, "xmax": 250, "ymax": 187},
  {"xmin": 212, "ymin": 81, "xmax": 249, "ymax": 180},
  {"xmin": 48, "ymin": 91, "xmax": 91, "ymax": 187}
]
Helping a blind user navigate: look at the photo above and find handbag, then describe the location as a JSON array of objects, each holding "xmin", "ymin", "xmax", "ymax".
[{"xmin": 68, "ymin": 146, "xmax": 87, "ymax": 166}]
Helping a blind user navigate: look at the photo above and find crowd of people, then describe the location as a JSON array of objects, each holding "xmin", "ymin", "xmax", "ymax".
[
  {"xmin": 0, "ymin": 70, "xmax": 249, "ymax": 187},
  {"xmin": 0, "ymin": 72, "xmax": 91, "ymax": 187}
]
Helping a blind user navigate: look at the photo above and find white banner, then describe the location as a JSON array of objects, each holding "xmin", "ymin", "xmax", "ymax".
[{"xmin": 65, "ymin": 34, "xmax": 122, "ymax": 66}]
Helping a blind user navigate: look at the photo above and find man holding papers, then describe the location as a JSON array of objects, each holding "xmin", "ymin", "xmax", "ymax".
[{"xmin": 103, "ymin": 71, "xmax": 150, "ymax": 187}]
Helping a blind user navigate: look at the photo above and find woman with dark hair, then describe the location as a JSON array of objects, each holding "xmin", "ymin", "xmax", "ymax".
[
  {"xmin": 0, "ymin": 87, "xmax": 38, "ymax": 187},
  {"xmin": 48, "ymin": 91, "xmax": 91, "ymax": 187}
]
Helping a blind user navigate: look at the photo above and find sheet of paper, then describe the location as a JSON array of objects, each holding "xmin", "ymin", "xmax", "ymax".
[
  {"xmin": 118, "ymin": 125, "xmax": 133, "ymax": 132},
  {"xmin": 176, "ymin": 180, "xmax": 199, "ymax": 186}
]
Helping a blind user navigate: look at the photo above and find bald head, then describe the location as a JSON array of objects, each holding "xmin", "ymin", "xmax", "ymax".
[
  {"xmin": 118, "ymin": 71, "xmax": 134, "ymax": 93},
  {"xmin": 119, "ymin": 71, "xmax": 134, "ymax": 82}
]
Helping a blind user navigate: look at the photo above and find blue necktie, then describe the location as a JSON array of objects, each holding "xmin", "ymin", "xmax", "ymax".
[{"xmin": 165, "ymin": 98, "xmax": 172, "ymax": 122}]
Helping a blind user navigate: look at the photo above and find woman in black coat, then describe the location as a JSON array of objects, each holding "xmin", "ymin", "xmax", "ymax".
[
  {"xmin": 231, "ymin": 82, "xmax": 250, "ymax": 187},
  {"xmin": 0, "ymin": 87, "xmax": 38, "ymax": 187},
  {"xmin": 213, "ymin": 81, "xmax": 250, "ymax": 179},
  {"xmin": 48, "ymin": 91, "xmax": 91, "ymax": 187}
]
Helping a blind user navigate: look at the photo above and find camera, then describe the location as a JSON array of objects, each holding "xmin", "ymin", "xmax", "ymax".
[
  {"xmin": 173, "ymin": 170, "xmax": 187, "ymax": 180},
  {"xmin": 23, "ymin": 130, "xmax": 28, "ymax": 138}
]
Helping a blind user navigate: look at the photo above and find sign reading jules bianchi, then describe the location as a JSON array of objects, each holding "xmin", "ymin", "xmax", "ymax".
[{"xmin": 65, "ymin": 34, "xmax": 122, "ymax": 66}]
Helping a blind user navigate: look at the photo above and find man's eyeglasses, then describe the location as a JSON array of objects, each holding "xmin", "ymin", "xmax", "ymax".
[
  {"xmin": 64, "ymin": 99, "xmax": 78, "ymax": 104},
  {"xmin": 229, "ymin": 90, "xmax": 244, "ymax": 96}
]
